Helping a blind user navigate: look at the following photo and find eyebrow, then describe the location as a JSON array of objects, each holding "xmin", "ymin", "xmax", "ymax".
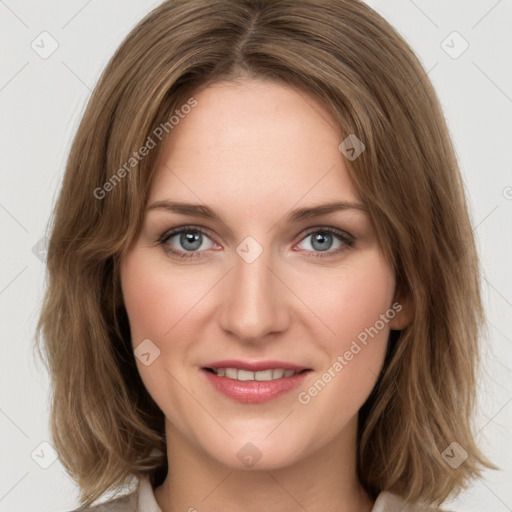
[{"xmin": 146, "ymin": 200, "xmax": 367, "ymax": 223}]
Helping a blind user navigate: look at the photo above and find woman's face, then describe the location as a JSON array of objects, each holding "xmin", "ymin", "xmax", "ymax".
[{"xmin": 120, "ymin": 78, "xmax": 408, "ymax": 470}]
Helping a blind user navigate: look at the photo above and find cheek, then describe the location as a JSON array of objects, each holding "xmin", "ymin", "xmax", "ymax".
[
  {"xmin": 120, "ymin": 251, "xmax": 208, "ymax": 343},
  {"xmin": 323, "ymin": 268, "xmax": 394, "ymax": 388},
  {"xmin": 337, "ymin": 272, "xmax": 394, "ymax": 348},
  {"xmin": 296, "ymin": 256, "xmax": 396, "ymax": 353},
  {"xmin": 120, "ymin": 250, "xmax": 207, "ymax": 417},
  {"xmin": 120, "ymin": 250, "xmax": 220, "ymax": 416},
  {"xmin": 294, "ymin": 256, "xmax": 395, "ymax": 409}
]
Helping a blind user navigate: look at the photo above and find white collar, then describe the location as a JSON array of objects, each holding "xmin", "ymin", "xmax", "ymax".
[{"xmin": 137, "ymin": 476, "xmax": 162, "ymax": 511}]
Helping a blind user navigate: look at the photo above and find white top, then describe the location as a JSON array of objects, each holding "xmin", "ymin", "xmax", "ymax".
[{"xmin": 75, "ymin": 476, "xmax": 450, "ymax": 511}]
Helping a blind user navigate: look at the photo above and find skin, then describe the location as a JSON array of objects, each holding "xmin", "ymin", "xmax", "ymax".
[{"xmin": 120, "ymin": 78, "xmax": 411, "ymax": 512}]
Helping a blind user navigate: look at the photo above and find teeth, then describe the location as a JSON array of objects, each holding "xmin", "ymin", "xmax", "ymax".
[
  {"xmin": 256, "ymin": 370, "xmax": 273, "ymax": 381},
  {"xmin": 237, "ymin": 369, "xmax": 254, "ymax": 381},
  {"xmin": 210, "ymin": 368, "xmax": 301, "ymax": 381},
  {"xmin": 272, "ymin": 369, "xmax": 284, "ymax": 379},
  {"xmin": 225, "ymin": 368, "xmax": 238, "ymax": 379}
]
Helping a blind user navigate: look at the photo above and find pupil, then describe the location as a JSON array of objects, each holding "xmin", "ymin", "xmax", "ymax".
[{"xmin": 312, "ymin": 232, "xmax": 332, "ymax": 252}]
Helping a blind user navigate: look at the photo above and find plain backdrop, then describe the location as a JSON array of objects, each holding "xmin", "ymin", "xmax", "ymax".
[{"xmin": 1, "ymin": 1, "xmax": 511, "ymax": 511}]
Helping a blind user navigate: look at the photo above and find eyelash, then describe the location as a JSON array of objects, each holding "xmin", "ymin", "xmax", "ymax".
[{"xmin": 158, "ymin": 225, "xmax": 355, "ymax": 261}]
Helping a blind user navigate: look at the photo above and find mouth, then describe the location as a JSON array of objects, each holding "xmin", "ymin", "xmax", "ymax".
[{"xmin": 200, "ymin": 360, "xmax": 313, "ymax": 403}]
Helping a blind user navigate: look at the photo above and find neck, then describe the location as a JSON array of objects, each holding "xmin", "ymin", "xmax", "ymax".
[{"xmin": 154, "ymin": 417, "xmax": 374, "ymax": 512}]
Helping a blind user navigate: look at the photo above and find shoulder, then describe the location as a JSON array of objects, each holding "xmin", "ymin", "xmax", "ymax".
[{"xmin": 373, "ymin": 491, "xmax": 454, "ymax": 512}]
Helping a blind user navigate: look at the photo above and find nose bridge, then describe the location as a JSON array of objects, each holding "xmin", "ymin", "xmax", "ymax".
[{"xmin": 219, "ymin": 238, "xmax": 289, "ymax": 341}]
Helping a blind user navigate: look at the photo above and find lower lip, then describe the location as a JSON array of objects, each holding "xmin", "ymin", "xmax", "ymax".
[{"xmin": 201, "ymin": 368, "xmax": 312, "ymax": 404}]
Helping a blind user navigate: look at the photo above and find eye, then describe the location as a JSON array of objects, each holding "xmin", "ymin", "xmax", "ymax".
[
  {"xmin": 159, "ymin": 226, "xmax": 218, "ymax": 260},
  {"xmin": 158, "ymin": 226, "xmax": 354, "ymax": 261},
  {"xmin": 295, "ymin": 228, "xmax": 354, "ymax": 258}
]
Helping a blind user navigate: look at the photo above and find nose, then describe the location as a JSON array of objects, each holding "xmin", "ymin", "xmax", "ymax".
[{"xmin": 218, "ymin": 244, "xmax": 291, "ymax": 343}]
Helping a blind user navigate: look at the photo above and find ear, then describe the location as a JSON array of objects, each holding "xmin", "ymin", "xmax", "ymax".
[{"xmin": 388, "ymin": 289, "xmax": 414, "ymax": 330}]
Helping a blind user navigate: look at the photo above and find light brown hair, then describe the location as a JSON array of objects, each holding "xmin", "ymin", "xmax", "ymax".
[{"xmin": 35, "ymin": 0, "xmax": 494, "ymax": 508}]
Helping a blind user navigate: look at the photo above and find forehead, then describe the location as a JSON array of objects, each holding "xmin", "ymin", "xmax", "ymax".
[{"xmin": 149, "ymin": 79, "xmax": 360, "ymax": 214}]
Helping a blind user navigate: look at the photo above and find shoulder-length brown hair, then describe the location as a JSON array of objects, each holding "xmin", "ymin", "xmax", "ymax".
[{"xmin": 35, "ymin": 0, "xmax": 494, "ymax": 508}]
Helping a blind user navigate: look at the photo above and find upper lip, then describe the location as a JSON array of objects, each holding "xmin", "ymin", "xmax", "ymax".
[{"xmin": 203, "ymin": 360, "xmax": 311, "ymax": 372}]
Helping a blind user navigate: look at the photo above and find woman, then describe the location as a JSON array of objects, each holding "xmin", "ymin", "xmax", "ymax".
[{"xmin": 36, "ymin": 0, "xmax": 494, "ymax": 510}]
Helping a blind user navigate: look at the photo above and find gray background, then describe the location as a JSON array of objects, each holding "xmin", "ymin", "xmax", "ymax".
[{"xmin": 1, "ymin": 0, "xmax": 511, "ymax": 511}]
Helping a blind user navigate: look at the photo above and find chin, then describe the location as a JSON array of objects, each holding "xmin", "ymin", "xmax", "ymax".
[{"xmin": 195, "ymin": 429, "xmax": 313, "ymax": 471}]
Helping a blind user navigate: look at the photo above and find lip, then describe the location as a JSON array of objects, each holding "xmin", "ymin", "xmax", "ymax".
[
  {"xmin": 202, "ymin": 359, "xmax": 310, "ymax": 372},
  {"xmin": 201, "ymin": 367, "xmax": 312, "ymax": 404}
]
